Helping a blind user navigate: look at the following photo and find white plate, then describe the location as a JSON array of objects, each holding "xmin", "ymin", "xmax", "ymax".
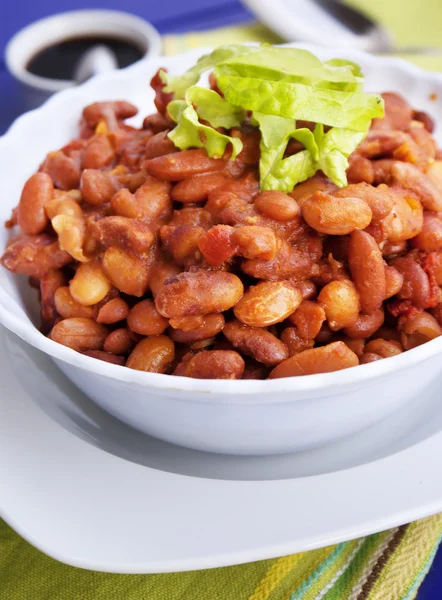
[{"xmin": 1, "ymin": 325, "xmax": 442, "ymax": 573}]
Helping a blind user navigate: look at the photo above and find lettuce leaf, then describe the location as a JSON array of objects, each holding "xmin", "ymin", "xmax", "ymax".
[
  {"xmin": 167, "ymin": 99, "xmax": 243, "ymax": 159},
  {"xmin": 254, "ymin": 112, "xmax": 317, "ymax": 192},
  {"xmin": 216, "ymin": 76, "xmax": 383, "ymax": 131},
  {"xmin": 186, "ymin": 87, "xmax": 245, "ymax": 129},
  {"xmin": 314, "ymin": 123, "xmax": 367, "ymax": 187}
]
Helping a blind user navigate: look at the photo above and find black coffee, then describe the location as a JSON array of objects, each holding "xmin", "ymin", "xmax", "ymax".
[{"xmin": 26, "ymin": 36, "xmax": 145, "ymax": 80}]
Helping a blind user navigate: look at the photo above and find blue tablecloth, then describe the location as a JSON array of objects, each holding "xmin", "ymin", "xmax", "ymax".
[{"xmin": 0, "ymin": 1, "xmax": 441, "ymax": 596}]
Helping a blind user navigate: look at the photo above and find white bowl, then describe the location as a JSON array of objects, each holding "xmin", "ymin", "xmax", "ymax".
[
  {"xmin": 1, "ymin": 44, "xmax": 442, "ymax": 456},
  {"xmin": 5, "ymin": 10, "xmax": 162, "ymax": 108}
]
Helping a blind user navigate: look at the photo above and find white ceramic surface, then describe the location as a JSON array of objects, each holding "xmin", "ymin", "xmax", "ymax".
[
  {"xmin": 1, "ymin": 326, "xmax": 442, "ymax": 572},
  {"xmin": 0, "ymin": 44, "xmax": 442, "ymax": 455},
  {"xmin": 5, "ymin": 10, "xmax": 162, "ymax": 107}
]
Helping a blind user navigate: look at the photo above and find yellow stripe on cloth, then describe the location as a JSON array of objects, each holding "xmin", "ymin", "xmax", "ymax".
[
  {"xmin": 248, "ymin": 547, "xmax": 334, "ymax": 600},
  {"xmin": 366, "ymin": 514, "xmax": 442, "ymax": 600}
]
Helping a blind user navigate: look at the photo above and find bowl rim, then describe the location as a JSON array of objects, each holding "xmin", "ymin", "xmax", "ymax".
[
  {"xmin": 5, "ymin": 9, "xmax": 162, "ymax": 93},
  {"xmin": 1, "ymin": 43, "xmax": 442, "ymax": 398}
]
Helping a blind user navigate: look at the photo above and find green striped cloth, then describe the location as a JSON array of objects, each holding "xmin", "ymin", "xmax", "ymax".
[{"xmin": 1, "ymin": 515, "xmax": 441, "ymax": 599}]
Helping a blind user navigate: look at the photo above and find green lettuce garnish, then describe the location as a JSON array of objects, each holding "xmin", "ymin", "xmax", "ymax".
[
  {"xmin": 167, "ymin": 97, "xmax": 243, "ymax": 159},
  {"xmin": 161, "ymin": 45, "xmax": 384, "ymax": 190}
]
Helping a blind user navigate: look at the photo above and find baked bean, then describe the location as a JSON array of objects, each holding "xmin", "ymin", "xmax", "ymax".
[
  {"xmin": 0, "ymin": 234, "xmax": 72, "ymax": 277},
  {"xmin": 40, "ymin": 270, "xmax": 67, "ymax": 332},
  {"xmin": 334, "ymin": 182, "xmax": 392, "ymax": 221},
  {"xmin": 143, "ymin": 112, "xmax": 171, "ymax": 133},
  {"xmin": 161, "ymin": 224, "xmax": 205, "ymax": 264},
  {"xmin": 430, "ymin": 303, "xmax": 442, "ymax": 327},
  {"xmin": 343, "ymin": 308, "xmax": 385, "ymax": 339},
  {"xmin": 102, "ymin": 247, "xmax": 151, "ymax": 296},
  {"xmin": 178, "ymin": 350, "xmax": 245, "ymax": 379},
  {"xmin": 231, "ymin": 127, "xmax": 261, "ymax": 165},
  {"xmin": 242, "ymin": 239, "xmax": 312, "ymax": 281},
  {"xmin": 41, "ymin": 151, "xmax": 81, "ymax": 190},
  {"xmin": 54, "ymin": 286, "xmax": 95, "ymax": 319},
  {"xmin": 17, "ymin": 173, "xmax": 53, "ymax": 235},
  {"xmin": 82, "ymin": 101, "xmax": 138, "ymax": 130},
  {"xmin": 413, "ymin": 111, "xmax": 435, "ymax": 133},
  {"xmin": 433, "ymin": 250, "xmax": 442, "ymax": 285},
  {"xmin": 168, "ymin": 207, "xmax": 212, "ymax": 229},
  {"xmin": 289, "ymin": 173, "xmax": 338, "ymax": 206},
  {"xmin": 80, "ymin": 169, "xmax": 119, "ymax": 205},
  {"xmin": 372, "ymin": 92, "xmax": 413, "ymax": 131},
  {"xmin": 280, "ymin": 328, "xmax": 315, "ymax": 356},
  {"xmin": 168, "ymin": 315, "xmax": 204, "ymax": 331},
  {"xmin": 340, "ymin": 337, "xmax": 365, "ymax": 357},
  {"xmin": 171, "ymin": 172, "xmax": 230, "ymax": 203},
  {"xmin": 46, "ymin": 195, "xmax": 88, "ymax": 262},
  {"xmin": 410, "ymin": 213, "xmax": 442, "ymax": 251},
  {"xmin": 127, "ymin": 336, "xmax": 175, "ymax": 373},
  {"xmin": 144, "ymin": 131, "xmax": 178, "ymax": 159},
  {"xmin": 346, "ymin": 154, "xmax": 374, "ymax": 184},
  {"xmin": 390, "ymin": 161, "xmax": 442, "ymax": 212},
  {"xmin": 96, "ymin": 297, "xmax": 129, "ymax": 324},
  {"xmin": 318, "ymin": 279, "xmax": 360, "ymax": 331},
  {"xmin": 90, "ymin": 216, "xmax": 155, "ymax": 254},
  {"xmin": 269, "ymin": 341, "xmax": 359, "ymax": 378},
  {"xmin": 360, "ymin": 352, "xmax": 382, "ymax": 364},
  {"xmin": 348, "ymin": 230, "xmax": 386, "ymax": 313},
  {"xmin": 111, "ymin": 176, "xmax": 171, "ymax": 221},
  {"xmin": 391, "ymin": 256, "xmax": 431, "ymax": 309},
  {"xmin": 232, "ymin": 226, "xmax": 277, "ymax": 260},
  {"xmin": 384, "ymin": 266, "xmax": 404, "ymax": 299},
  {"xmin": 302, "ymin": 191, "xmax": 372, "ymax": 235},
  {"xmin": 409, "ymin": 123, "xmax": 437, "ymax": 161},
  {"xmin": 364, "ymin": 339, "xmax": 403, "ymax": 358},
  {"xmin": 127, "ymin": 299, "xmax": 168, "ymax": 335},
  {"xmin": 70, "ymin": 261, "xmax": 111, "ymax": 306},
  {"xmin": 379, "ymin": 188, "xmax": 423, "ymax": 242},
  {"xmin": 103, "ymin": 328, "xmax": 134, "ymax": 355},
  {"xmin": 50, "ymin": 317, "xmax": 108, "ymax": 352},
  {"xmin": 149, "ymin": 258, "xmax": 181, "ymax": 297},
  {"xmin": 255, "ymin": 191, "xmax": 299, "ymax": 221},
  {"xmin": 83, "ymin": 350, "xmax": 126, "ymax": 366},
  {"xmin": 145, "ymin": 149, "xmax": 228, "ymax": 181},
  {"xmin": 375, "ymin": 327, "xmax": 402, "ymax": 343},
  {"xmin": 169, "ymin": 314, "xmax": 225, "ymax": 343},
  {"xmin": 296, "ymin": 280, "xmax": 317, "ymax": 300},
  {"xmin": 155, "ymin": 271, "xmax": 244, "ymax": 318},
  {"xmin": 287, "ymin": 301, "xmax": 326, "ymax": 339},
  {"xmin": 83, "ymin": 134, "xmax": 115, "ymax": 169},
  {"xmin": 223, "ymin": 319, "xmax": 289, "ymax": 366},
  {"xmin": 234, "ymin": 281, "xmax": 302, "ymax": 327},
  {"xmin": 400, "ymin": 311, "xmax": 442, "ymax": 349}
]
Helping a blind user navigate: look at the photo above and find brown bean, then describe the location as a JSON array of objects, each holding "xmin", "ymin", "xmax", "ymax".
[
  {"xmin": 161, "ymin": 224, "xmax": 205, "ymax": 264},
  {"xmin": 302, "ymin": 191, "xmax": 372, "ymax": 235},
  {"xmin": 223, "ymin": 319, "xmax": 289, "ymax": 366},
  {"xmin": 90, "ymin": 216, "xmax": 155, "ymax": 253},
  {"xmin": 17, "ymin": 173, "xmax": 53, "ymax": 235},
  {"xmin": 83, "ymin": 134, "xmax": 115, "ymax": 170},
  {"xmin": 149, "ymin": 258, "xmax": 181, "ymax": 297},
  {"xmin": 171, "ymin": 172, "xmax": 229, "ymax": 203},
  {"xmin": 232, "ymin": 226, "xmax": 277, "ymax": 260},
  {"xmin": 155, "ymin": 271, "xmax": 244, "ymax": 318},
  {"xmin": 234, "ymin": 281, "xmax": 302, "ymax": 327},
  {"xmin": 144, "ymin": 131, "xmax": 178, "ymax": 159},
  {"xmin": 41, "ymin": 151, "xmax": 81, "ymax": 190},
  {"xmin": 297, "ymin": 280, "xmax": 317, "ymax": 300},
  {"xmin": 360, "ymin": 352, "xmax": 382, "ymax": 364},
  {"xmin": 103, "ymin": 328, "xmax": 134, "ymax": 355},
  {"xmin": 346, "ymin": 154, "xmax": 374, "ymax": 184},
  {"xmin": 241, "ymin": 239, "xmax": 312, "ymax": 281},
  {"xmin": 411, "ymin": 213, "xmax": 442, "ymax": 251},
  {"xmin": 334, "ymin": 182, "xmax": 393, "ymax": 221},
  {"xmin": 145, "ymin": 149, "xmax": 227, "ymax": 181},
  {"xmin": 255, "ymin": 191, "xmax": 299, "ymax": 221},
  {"xmin": 169, "ymin": 314, "xmax": 225, "ymax": 343},
  {"xmin": 343, "ymin": 308, "xmax": 385, "ymax": 339},
  {"xmin": 384, "ymin": 266, "xmax": 404, "ymax": 299},
  {"xmin": 289, "ymin": 173, "xmax": 338, "ymax": 206},
  {"xmin": 373, "ymin": 92, "xmax": 413, "ymax": 131},
  {"xmin": 82, "ymin": 101, "xmax": 138, "ymax": 128},
  {"xmin": 365, "ymin": 339, "xmax": 403, "ymax": 358},
  {"xmin": 390, "ymin": 161, "xmax": 442, "ymax": 212},
  {"xmin": 287, "ymin": 301, "xmax": 326, "ymax": 339},
  {"xmin": 348, "ymin": 230, "xmax": 386, "ymax": 313},
  {"xmin": 1, "ymin": 234, "xmax": 72, "ymax": 277},
  {"xmin": 179, "ymin": 350, "xmax": 245, "ymax": 379},
  {"xmin": 80, "ymin": 169, "xmax": 119, "ymax": 205},
  {"xmin": 379, "ymin": 189, "xmax": 423, "ymax": 242},
  {"xmin": 111, "ymin": 176, "xmax": 171, "ymax": 221},
  {"xmin": 40, "ymin": 270, "xmax": 67, "ymax": 333},
  {"xmin": 318, "ymin": 279, "xmax": 360, "ymax": 331},
  {"xmin": 127, "ymin": 336, "xmax": 175, "ymax": 373},
  {"xmin": 83, "ymin": 350, "xmax": 126, "ymax": 366},
  {"xmin": 127, "ymin": 299, "xmax": 168, "ymax": 335},
  {"xmin": 340, "ymin": 337, "xmax": 365, "ymax": 356},
  {"xmin": 102, "ymin": 247, "xmax": 151, "ymax": 297},
  {"xmin": 70, "ymin": 261, "xmax": 111, "ymax": 306},
  {"xmin": 400, "ymin": 311, "xmax": 442, "ymax": 349},
  {"xmin": 50, "ymin": 318, "xmax": 108, "ymax": 352},
  {"xmin": 96, "ymin": 297, "xmax": 129, "ymax": 324},
  {"xmin": 391, "ymin": 256, "xmax": 431, "ymax": 309},
  {"xmin": 269, "ymin": 341, "xmax": 359, "ymax": 378},
  {"xmin": 54, "ymin": 286, "xmax": 95, "ymax": 319},
  {"xmin": 280, "ymin": 328, "xmax": 315, "ymax": 356}
]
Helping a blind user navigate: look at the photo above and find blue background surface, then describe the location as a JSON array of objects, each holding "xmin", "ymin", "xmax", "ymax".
[{"xmin": 0, "ymin": 1, "xmax": 441, "ymax": 596}]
